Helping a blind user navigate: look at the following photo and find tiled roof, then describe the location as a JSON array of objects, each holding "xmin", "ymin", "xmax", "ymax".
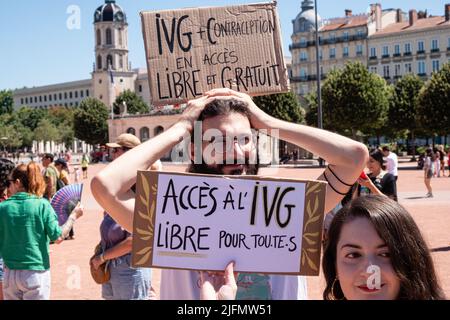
[
  {"xmin": 320, "ymin": 15, "xmax": 369, "ymax": 32},
  {"xmin": 373, "ymin": 16, "xmax": 450, "ymax": 36}
]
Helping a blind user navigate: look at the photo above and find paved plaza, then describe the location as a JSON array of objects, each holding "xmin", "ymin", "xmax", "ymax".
[{"xmin": 48, "ymin": 161, "xmax": 450, "ymax": 300}]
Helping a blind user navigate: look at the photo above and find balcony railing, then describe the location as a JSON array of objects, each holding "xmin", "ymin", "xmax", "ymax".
[
  {"xmin": 369, "ymin": 56, "xmax": 378, "ymax": 60},
  {"xmin": 404, "ymin": 52, "xmax": 412, "ymax": 56},
  {"xmin": 393, "ymin": 53, "xmax": 401, "ymax": 57},
  {"xmin": 417, "ymin": 50, "xmax": 426, "ymax": 55},
  {"xmin": 431, "ymin": 48, "xmax": 440, "ymax": 53},
  {"xmin": 382, "ymin": 54, "xmax": 390, "ymax": 59}
]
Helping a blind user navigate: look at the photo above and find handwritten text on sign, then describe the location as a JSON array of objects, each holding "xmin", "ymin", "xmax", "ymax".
[
  {"xmin": 132, "ymin": 172, "xmax": 326, "ymax": 275},
  {"xmin": 140, "ymin": 3, "xmax": 289, "ymax": 106}
]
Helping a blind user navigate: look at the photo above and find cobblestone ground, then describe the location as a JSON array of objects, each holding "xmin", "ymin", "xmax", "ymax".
[{"xmin": 48, "ymin": 162, "xmax": 450, "ymax": 300}]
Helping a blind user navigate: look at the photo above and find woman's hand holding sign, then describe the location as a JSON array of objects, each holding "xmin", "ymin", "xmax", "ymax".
[{"xmin": 200, "ymin": 262, "xmax": 238, "ymax": 300}]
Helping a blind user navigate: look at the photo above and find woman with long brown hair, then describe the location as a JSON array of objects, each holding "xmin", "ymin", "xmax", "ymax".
[
  {"xmin": 0, "ymin": 162, "xmax": 83, "ymax": 300},
  {"xmin": 322, "ymin": 195, "xmax": 444, "ymax": 300}
]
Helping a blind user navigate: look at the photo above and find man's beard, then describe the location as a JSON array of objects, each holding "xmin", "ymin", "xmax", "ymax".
[{"xmin": 189, "ymin": 158, "xmax": 259, "ymax": 176}]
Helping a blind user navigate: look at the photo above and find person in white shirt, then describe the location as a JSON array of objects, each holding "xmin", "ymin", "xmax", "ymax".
[{"xmin": 382, "ymin": 146, "xmax": 398, "ymax": 181}]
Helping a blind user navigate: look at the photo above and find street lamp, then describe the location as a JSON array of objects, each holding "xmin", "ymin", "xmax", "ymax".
[{"xmin": 314, "ymin": 0, "xmax": 324, "ymax": 167}]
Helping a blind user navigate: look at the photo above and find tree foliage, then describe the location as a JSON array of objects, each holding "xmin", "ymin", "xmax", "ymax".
[
  {"xmin": 113, "ymin": 90, "xmax": 150, "ymax": 115},
  {"xmin": 253, "ymin": 91, "xmax": 305, "ymax": 124},
  {"xmin": 0, "ymin": 90, "xmax": 14, "ymax": 115},
  {"xmin": 74, "ymin": 98, "xmax": 109, "ymax": 145}
]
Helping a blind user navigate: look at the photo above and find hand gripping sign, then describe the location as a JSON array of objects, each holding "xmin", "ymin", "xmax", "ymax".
[{"xmin": 132, "ymin": 171, "xmax": 327, "ymax": 276}]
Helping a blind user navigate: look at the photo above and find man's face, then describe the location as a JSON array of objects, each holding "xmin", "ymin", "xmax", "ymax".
[
  {"xmin": 191, "ymin": 112, "xmax": 258, "ymax": 176},
  {"xmin": 382, "ymin": 150, "xmax": 389, "ymax": 157},
  {"xmin": 112, "ymin": 147, "xmax": 126, "ymax": 160},
  {"xmin": 42, "ymin": 157, "xmax": 51, "ymax": 167}
]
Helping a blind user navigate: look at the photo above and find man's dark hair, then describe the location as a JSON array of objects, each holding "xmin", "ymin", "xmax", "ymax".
[
  {"xmin": 189, "ymin": 98, "xmax": 259, "ymax": 175},
  {"xmin": 370, "ymin": 149, "xmax": 386, "ymax": 170},
  {"xmin": 322, "ymin": 195, "xmax": 445, "ymax": 300},
  {"xmin": 382, "ymin": 146, "xmax": 390, "ymax": 152},
  {"xmin": 43, "ymin": 153, "xmax": 54, "ymax": 162},
  {"xmin": 0, "ymin": 158, "xmax": 15, "ymax": 191}
]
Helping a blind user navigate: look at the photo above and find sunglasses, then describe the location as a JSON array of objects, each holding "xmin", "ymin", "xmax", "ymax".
[{"xmin": 113, "ymin": 147, "xmax": 131, "ymax": 154}]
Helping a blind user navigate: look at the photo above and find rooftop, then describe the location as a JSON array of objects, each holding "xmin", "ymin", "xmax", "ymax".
[{"xmin": 372, "ymin": 16, "xmax": 450, "ymax": 36}]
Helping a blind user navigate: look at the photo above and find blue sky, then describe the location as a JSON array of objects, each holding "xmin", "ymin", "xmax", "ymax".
[{"xmin": 0, "ymin": 0, "xmax": 447, "ymax": 90}]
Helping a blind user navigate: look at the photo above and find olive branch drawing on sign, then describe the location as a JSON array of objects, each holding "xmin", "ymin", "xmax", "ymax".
[
  {"xmin": 301, "ymin": 182, "xmax": 322, "ymax": 273},
  {"xmin": 135, "ymin": 174, "xmax": 157, "ymax": 266}
]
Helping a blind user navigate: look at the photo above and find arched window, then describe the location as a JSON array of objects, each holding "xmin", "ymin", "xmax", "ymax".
[
  {"xmin": 107, "ymin": 55, "xmax": 113, "ymax": 69},
  {"xmin": 154, "ymin": 126, "xmax": 164, "ymax": 137},
  {"xmin": 119, "ymin": 55, "xmax": 123, "ymax": 69},
  {"xmin": 97, "ymin": 55, "xmax": 102, "ymax": 70},
  {"xmin": 106, "ymin": 28, "xmax": 112, "ymax": 45},
  {"xmin": 140, "ymin": 127, "xmax": 150, "ymax": 142},
  {"xmin": 126, "ymin": 127, "xmax": 136, "ymax": 135},
  {"xmin": 96, "ymin": 29, "xmax": 101, "ymax": 46}
]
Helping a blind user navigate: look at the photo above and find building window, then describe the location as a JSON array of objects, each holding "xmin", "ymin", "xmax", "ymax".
[
  {"xmin": 356, "ymin": 45, "xmax": 363, "ymax": 56},
  {"xmin": 300, "ymin": 68, "xmax": 307, "ymax": 79},
  {"xmin": 34, "ymin": 97, "xmax": 37, "ymax": 103},
  {"xmin": 39, "ymin": 96, "xmax": 42, "ymax": 102},
  {"xmin": 418, "ymin": 61, "xmax": 426, "ymax": 75},
  {"xmin": 383, "ymin": 65, "xmax": 390, "ymax": 78},
  {"xmin": 64, "ymin": 92, "xmax": 67, "ymax": 99},
  {"xmin": 300, "ymin": 51, "xmax": 308, "ymax": 62},
  {"xmin": 139, "ymin": 85, "xmax": 143, "ymax": 93},
  {"xmin": 394, "ymin": 44, "xmax": 400, "ymax": 55},
  {"xmin": 119, "ymin": 55, "xmax": 124, "ymax": 69},
  {"xmin": 431, "ymin": 39, "xmax": 439, "ymax": 51},
  {"xmin": 343, "ymin": 46, "xmax": 349, "ymax": 57},
  {"xmin": 69, "ymin": 92, "xmax": 73, "ymax": 99},
  {"xmin": 370, "ymin": 66, "xmax": 377, "ymax": 74},
  {"xmin": 64, "ymin": 103, "xmax": 68, "ymax": 107},
  {"xmin": 49, "ymin": 95, "xmax": 52, "ymax": 101},
  {"xmin": 54, "ymin": 94, "xmax": 57, "ymax": 100},
  {"xmin": 300, "ymin": 37, "xmax": 307, "ymax": 46},
  {"xmin": 405, "ymin": 62, "xmax": 412, "ymax": 74},
  {"xmin": 319, "ymin": 49, "xmax": 323, "ymax": 60},
  {"xmin": 417, "ymin": 41, "xmax": 425, "ymax": 53},
  {"xmin": 370, "ymin": 47, "xmax": 376, "ymax": 58},
  {"xmin": 382, "ymin": 46, "xmax": 389, "ymax": 57},
  {"xmin": 343, "ymin": 32, "xmax": 349, "ymax": 41},
  {"xmin": 127, "ymin": 128, "xmax": 136, "ymax": 135},
  {"xmin": 59, "ymin": 93, "xmax": 62, "ymax": 100},
  {"xmin": 394, "ymin": 64, "xmax": 401, "ymax": 76},
  {"xmin": 20, "ymin": 98, "xmax": 24, "ymax": 105},
  {"xmin": 356, "ymin": 29, "xmax": 364, "ymax": 37},
  {"xmin": 81, "ymin": 90, "xmax": 84, "ymax": 98},
  {"xmin": 96, "ymin": 29, "xmax": 101, "ymax": 46},
  {"xmin": 99, "ymin": 79, "xmax": 102, "ymax": 84},
  {"xmin": 44, "ymin": 96, "xmax": 47, "ymax": 102},
  {"xmin": 86, "ymin": 90, "xmax": 89, "ymax": 97},
  {"xmin": 432, "ymin": 60, "xmax": 440, "ymax": 72},
  {"xmin": 330, "ymin": 48, "xmax": 336, "ymax": 59},
  {"xmin": 75, "ymin": 91, "xmax": 78, "ymax": 98},
  {"xmin": 448, "ymin": 38, "xmax": 450, "ymax": 49},
  {"xmin": 25, "ymin": 98, "xmax": 28, "ymax": 104},
  {"xmin": 330, "ymin": 33, "xmax": 336, "ymax": 42},
  {"xmin": 107, "ymin": 55, "xmax": 113, "ymax": 69},
  {"xmin": 106, "ymin": 28, "xmax": 112, "ymax": 45},
  {"xmin": 75, "ymin": 102, "xmax": 79, "ymax": 107},
  {"xmin": 97, "ymin": 55, "xmax": 102, "ymax": 70},
  {"xmin": 404, "ymin": 43, "xmax": 412, "ymax": 55},
  {"xmin": 140, "ymin": 127, "xmax": 150, "ymax": 142}
]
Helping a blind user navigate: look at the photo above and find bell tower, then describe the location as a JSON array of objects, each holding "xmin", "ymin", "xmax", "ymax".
[{"xmin": 92, "ymin": 0, "xmax": 136, "ymax": 109}]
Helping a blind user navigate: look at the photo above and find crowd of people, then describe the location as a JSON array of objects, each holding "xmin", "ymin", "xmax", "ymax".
[{"xmin": 0, "ymin": 88, "xmax": 447, "ymax": 300}]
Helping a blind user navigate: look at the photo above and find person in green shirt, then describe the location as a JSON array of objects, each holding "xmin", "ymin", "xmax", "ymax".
[
  {"xmin": 81, "ymin": 153, "xmax": 90, "ymax": 179},
  {"xmin": 0, "ymin": 162, "xmax": 83, "ymax": 300}
]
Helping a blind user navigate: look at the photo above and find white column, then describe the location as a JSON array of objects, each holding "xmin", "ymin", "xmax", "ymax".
[{"xmin": 73, "ymin": 140, "xmax": 77, "ymax": 154}]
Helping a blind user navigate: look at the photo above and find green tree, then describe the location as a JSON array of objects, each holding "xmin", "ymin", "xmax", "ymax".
[
  {"xmin": 13, "ymin": 106, "xmax": 47, "ymax": 131},
  {"xmin": 34, "ymin": 118, "xmax": 59, "ymax": 142},
  {"xmin": 253, "ymin": 92, "xmax": 305, "ymax": 124},
  {"xmin": 389, "ymin": 75, "xmax": 424, "ymax": 158},
  {"xmin": 74, "ymin": 98, "xmax": 109, "ymax": 145},
  {"xmin": 0, "ymin": 125, "xmax": 22, "ymax": 150},
  {"xmin": 321, "ymin": 62, "xmax": 391, "ymax": 139},
  {"xmin": 113, "ymin": 90, "xmax": 150, "ymax": 115},
  {"xmin": 0, "ymin": 90, "xmax": 14, "ymax": 115},
  {"xmin": 417, "ymin": 62, "xmax": 450, "ymax": 143}
]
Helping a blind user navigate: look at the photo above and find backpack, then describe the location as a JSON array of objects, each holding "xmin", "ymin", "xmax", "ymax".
[{"xmin": 56, "ymin": 178, "xmax": 66, "ymax": 191}]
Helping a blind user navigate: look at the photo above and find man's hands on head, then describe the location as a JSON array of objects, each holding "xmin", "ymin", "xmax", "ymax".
[{"xmin": 205, "ymin": 88, "xmax": 272, "ymax": 130}]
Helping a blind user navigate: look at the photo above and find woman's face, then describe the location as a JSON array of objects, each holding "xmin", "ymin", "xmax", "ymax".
[
  {"xmin": 367, "ymin": 157, "xmax": 381, "ymax": 173},
  {"xmin": 7, "ymin": 177, "xmax": 20, "ymax": 197},
  {"xmin": 336, "ymin": 217, "xmax": 401, "ymax": 300}
]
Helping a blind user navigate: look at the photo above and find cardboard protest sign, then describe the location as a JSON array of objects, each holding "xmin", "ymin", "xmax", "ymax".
[
  {"xmin": 132, "ymin": 171, "xmax": 327, "ymax": 276},
  {"xmin": 140, "ymin": 2, "xmax": 290, "ymax": 106}
]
